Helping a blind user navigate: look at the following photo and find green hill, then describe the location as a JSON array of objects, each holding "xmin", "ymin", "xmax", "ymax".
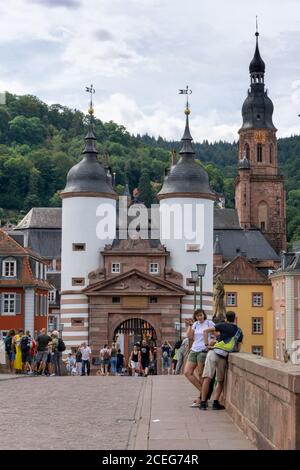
[{"xmin": 0, "ymin": 92, "xmax": 299, "ymax": 243}]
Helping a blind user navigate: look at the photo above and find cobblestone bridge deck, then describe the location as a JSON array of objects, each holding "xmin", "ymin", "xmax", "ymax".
[{"xmin": 0, "ymin": 374, "xmax": 255, "ymax": 450}]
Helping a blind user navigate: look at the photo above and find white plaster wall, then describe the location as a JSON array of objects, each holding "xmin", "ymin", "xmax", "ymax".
[
  {"xmin": 61, "ymin": 197, "xmax": 116, "ymax": 291},
  {"xmin": 24, "ymin": 288, "xmax": 35, "ymax": 335},
  {"xmin": 160, "ymin": 197, "xmax": 214, "ymax": 293}
]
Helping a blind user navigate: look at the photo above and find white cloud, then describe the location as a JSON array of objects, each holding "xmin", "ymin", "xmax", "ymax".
[
  {"xmin": 95, "ymin": 93, "xmax": 239, "ymax": 142},
  {"xmin": 0, "ymin": 0, "xmax": 300, "ymax": 142}
]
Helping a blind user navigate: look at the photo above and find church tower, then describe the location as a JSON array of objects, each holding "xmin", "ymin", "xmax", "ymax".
[{"xmin": 235, "ymin": 27, "xmax": 286, "ymax": 253}]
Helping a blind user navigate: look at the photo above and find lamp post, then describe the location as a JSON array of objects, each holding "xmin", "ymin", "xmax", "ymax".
[
  {"xmin": 59, "ymin": 323, "xmax": 64, "ymax": 339},
  {"xmin": 196, "ymin": 264, "xmax": 207, "ymax": 310},
  {"xmin": 190, "ymin": 270, "xmax": 198, "ymax": 311}
]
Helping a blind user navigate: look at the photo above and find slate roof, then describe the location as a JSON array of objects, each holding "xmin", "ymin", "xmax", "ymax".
[
  {"xmin": 47, "ymin": 272, "xmax": 61, "ymax": 290},
  {"xmin": 16, "ymin": 207, "xmax": 240, "ymax": 231},
  {"xmin": 214, "ymin": 209, "xmax": 240, "ymax": 229},
  {"xmin": 249, "ymin": 33, "xmax": 265, "ymax": 74},
  {"xmin": 26, "ymin": 230, "xmax": 61, "ymax": 258},
  {"xmin": 0, "ymin": 228, "xmax": 40, "ymax": 259},
  {"xmin": 214, "ymin": 229, "xmax": 279, "ymax": 262},
  {"xmin": 62, "ymin": 129, "xmax": 116, "ymax": 196},
  {"xmin": 16, "ymin": 208, "xmax": 62, "ymax": 229},
  {"xmin": 13, "ymin": 208, "xmax": 278, "ymax": 264},
  {"xmin": 157, "ymin": 111, "xmax": 215, "ymax": 199},
  {"xmin": 240, "ymin": 32, "xmax": 276, "ymax": 132}
]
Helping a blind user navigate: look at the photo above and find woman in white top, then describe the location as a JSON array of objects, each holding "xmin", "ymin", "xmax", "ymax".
[{"xmin": 184, "ymin": 309, "xmax": 215, "ymax": 406}]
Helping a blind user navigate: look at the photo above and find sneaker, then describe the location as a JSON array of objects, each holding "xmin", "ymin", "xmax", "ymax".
[
  {"xmin": 212, "ymin": 400, "xmax": 225, "ymax": 410},
  {"xmin": 50, "ymin": 373, "xmax": 55, "ymax": 377},
  {"xmin": 190, "ymin": 402, "xmax": 200, "ymax": 408},
  {"xmin": 199, "ymin": 401, "xmax": 207, "ymax": 410}
]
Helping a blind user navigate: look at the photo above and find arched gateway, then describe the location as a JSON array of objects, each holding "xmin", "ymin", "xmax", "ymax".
[{"xmin": 114, "ymin": 318, "xmax": 157, "ymax": 367}]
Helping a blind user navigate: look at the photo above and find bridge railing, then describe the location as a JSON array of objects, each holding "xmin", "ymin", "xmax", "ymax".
[{"xmin": 224, "ymin": 353, "xmax": 300, "ymax": 450}]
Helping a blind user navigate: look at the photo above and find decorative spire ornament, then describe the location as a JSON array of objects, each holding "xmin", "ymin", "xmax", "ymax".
[{"xmin": 85, "ymin": 84, "xmax": 95, "ymax": 122}]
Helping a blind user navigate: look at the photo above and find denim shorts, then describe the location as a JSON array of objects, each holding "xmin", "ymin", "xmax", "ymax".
[
  {"xmin": 162, "ymin": 357, "xmax": 171, "ymax": 368},
  {"xmin": 9, "ymin": 352, "xmax": 15, "ymax": 361},
  {"xmin": 187, "ymin": 350, "xmax": 207, "ymax": 364},
  {"xmin": 35, "ymin": 351, "xmax": 48, "ymax": 363}
]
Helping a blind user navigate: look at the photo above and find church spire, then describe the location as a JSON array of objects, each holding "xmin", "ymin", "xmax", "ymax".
[
  {"xmin": 83, "ymin": 84, "xmax": 97, "ymax": 155},
  {"xmin": 249, "ymin": 18, "xmax": 265, "ymax": 84},
  {"xmin": 62, "ymin": 86, "xmax": 116, "ymax": 197},
  {"xmin": 157, "ymin": 87, "xmax": 215, "ymax": 201},
  {"xmin": 179, "ymin": 86, "xmax": 194, "ymax": 156}
]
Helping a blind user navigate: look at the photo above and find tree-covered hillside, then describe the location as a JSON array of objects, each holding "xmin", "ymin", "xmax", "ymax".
[{"xmin": 0, "ymin": 92, "xmax": 300, "ymax": 243}]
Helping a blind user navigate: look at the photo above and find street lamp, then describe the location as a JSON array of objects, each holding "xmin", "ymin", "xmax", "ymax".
[
  {"xmin": 190, "ymin": 270, "xmax": 198, "ymax": 310},
  {"xmin": 196, "ymin": 264, "xmax": 207, "ymax": 310}
]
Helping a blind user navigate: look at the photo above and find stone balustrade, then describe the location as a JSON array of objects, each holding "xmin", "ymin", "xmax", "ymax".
[{"xmin": 224, "ymin": 353, "xmax": 300, "ymax": 450}]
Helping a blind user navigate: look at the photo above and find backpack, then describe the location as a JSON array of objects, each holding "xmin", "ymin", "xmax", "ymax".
[
  {"xmin": 162, "ymin": 350, "xmax": 169, "ymax": 358},
  {"xmin": 20, "ymin": 336, "xmax": 31, "ymax": 352},
  {"xmin": 57, "ymin": 338, "xmax": 66, "ymax": 352},
  {"xmin": 4, "ymin": 336, "xmax": 12, "ymax": 354},
  {"xmin": 102, "ymin": 349, "xmax": 110, "ymax": 360},
  {"xmin": 76, "ymin": 350, "xmax": 82, "ymax": 362},
  {"xmin": 213, "ymin": 327, "xmax": 243, "ymax": 358}
]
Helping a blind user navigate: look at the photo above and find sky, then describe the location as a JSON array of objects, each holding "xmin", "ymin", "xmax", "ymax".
[{"xmin": 1, "ymin": 0, "xmax": 300, "ymax": 142}]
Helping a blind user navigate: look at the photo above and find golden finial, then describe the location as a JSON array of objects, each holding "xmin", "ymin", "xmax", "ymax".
[
  {"xmin": 85, "ymin": 84, "xmax": 95, "ymax": 118},
  {"xmin": 179, "ymin": 85, "xmax": 192, "ymax": 115}
]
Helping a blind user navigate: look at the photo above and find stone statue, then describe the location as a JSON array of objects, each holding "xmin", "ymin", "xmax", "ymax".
[{"xmin": 212, "ymin": 275, "xmax": 226, "ymax": 323}]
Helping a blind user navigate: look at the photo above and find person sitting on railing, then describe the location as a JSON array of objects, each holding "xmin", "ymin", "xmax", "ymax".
[{"xmin": 200, "ymin": 311, "xmax": 243, "ymax": 411}]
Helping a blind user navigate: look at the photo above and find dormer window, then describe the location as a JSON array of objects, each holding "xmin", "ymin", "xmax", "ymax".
[
  {"xmin": 48, "ymin": 290, "xmax": 56, "ymax": 304},
  {"xmin": 149, "ymin": 263, "xmax": 159, "ymax": 274},
  {"xmin": 2, "ymin": 258, "xmax": 16, "ymax": 277}
]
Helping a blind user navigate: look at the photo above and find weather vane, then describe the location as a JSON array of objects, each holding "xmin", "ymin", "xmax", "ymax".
[
  {"xmin": 85, "ymin": 84, "xmax": 95, "ymax": 117},
  {"xmin": 179, "ymin": 85, "xmax": 192, "ymax": 114}
]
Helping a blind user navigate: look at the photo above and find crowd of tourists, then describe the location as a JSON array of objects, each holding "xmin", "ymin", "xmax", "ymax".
[
  {"xmin": 3, "ymin": 309, "xmax": 242, "ymax": 395},
  {"xmin": 183, "ymin": 308, "xmax": 243, "ymax": 410},
  {"xmin": 4, "ymin": 328, "xmax": 66, "ymax": 376},
  {"xmin": 95, "ymin": 339, "xmax": 188, "ymax": 377}
]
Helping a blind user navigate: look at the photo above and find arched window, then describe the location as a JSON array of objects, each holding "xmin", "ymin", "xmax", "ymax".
[
  {"xmin": 257, "ymin": 144, "xmax": 263, "ymax": 163},
  {"xmin": 258, "ymin": 201, "xmax": 268, "ymax": 231},
  {"xmin": 269, "ymin": 144, "xmax": 273, "ymax": 164},
  {"xmin": 244, "ymin": 143, "xmax": 250, "ymax": 160}
]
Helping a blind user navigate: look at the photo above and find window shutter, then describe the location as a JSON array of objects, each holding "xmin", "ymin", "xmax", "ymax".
[
  {"xmin": 15, "ymin": 294, "xmax": 21, "ymax": 314},
  {"xmin": 0, "ymin": 293, "xmax": 2, "ymax": 315}
]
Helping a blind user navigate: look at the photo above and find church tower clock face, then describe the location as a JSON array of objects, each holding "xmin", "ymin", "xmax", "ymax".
[{"xmin": 254, "ymin": 131, "xmax": 265, "ymax": 143}]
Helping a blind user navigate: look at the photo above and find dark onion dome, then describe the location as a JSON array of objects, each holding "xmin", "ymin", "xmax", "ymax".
[
  {"xmin": 61, "ymin": 128, "xmax": 116, "ymax": 197},
  {"xmin": 157, "ymin": 107, "xmax": 215, "ymax": 200},
  {"xmin": 249, "ymin": 33, "xmax": 265, "ymax": 74},
  {"xmin": 241, "ymin": 86, "xmax": 276, "ymax": 131},
  {"xmin": 240, "ymin": 31, "xmax": 276, "ymax": 132}
]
